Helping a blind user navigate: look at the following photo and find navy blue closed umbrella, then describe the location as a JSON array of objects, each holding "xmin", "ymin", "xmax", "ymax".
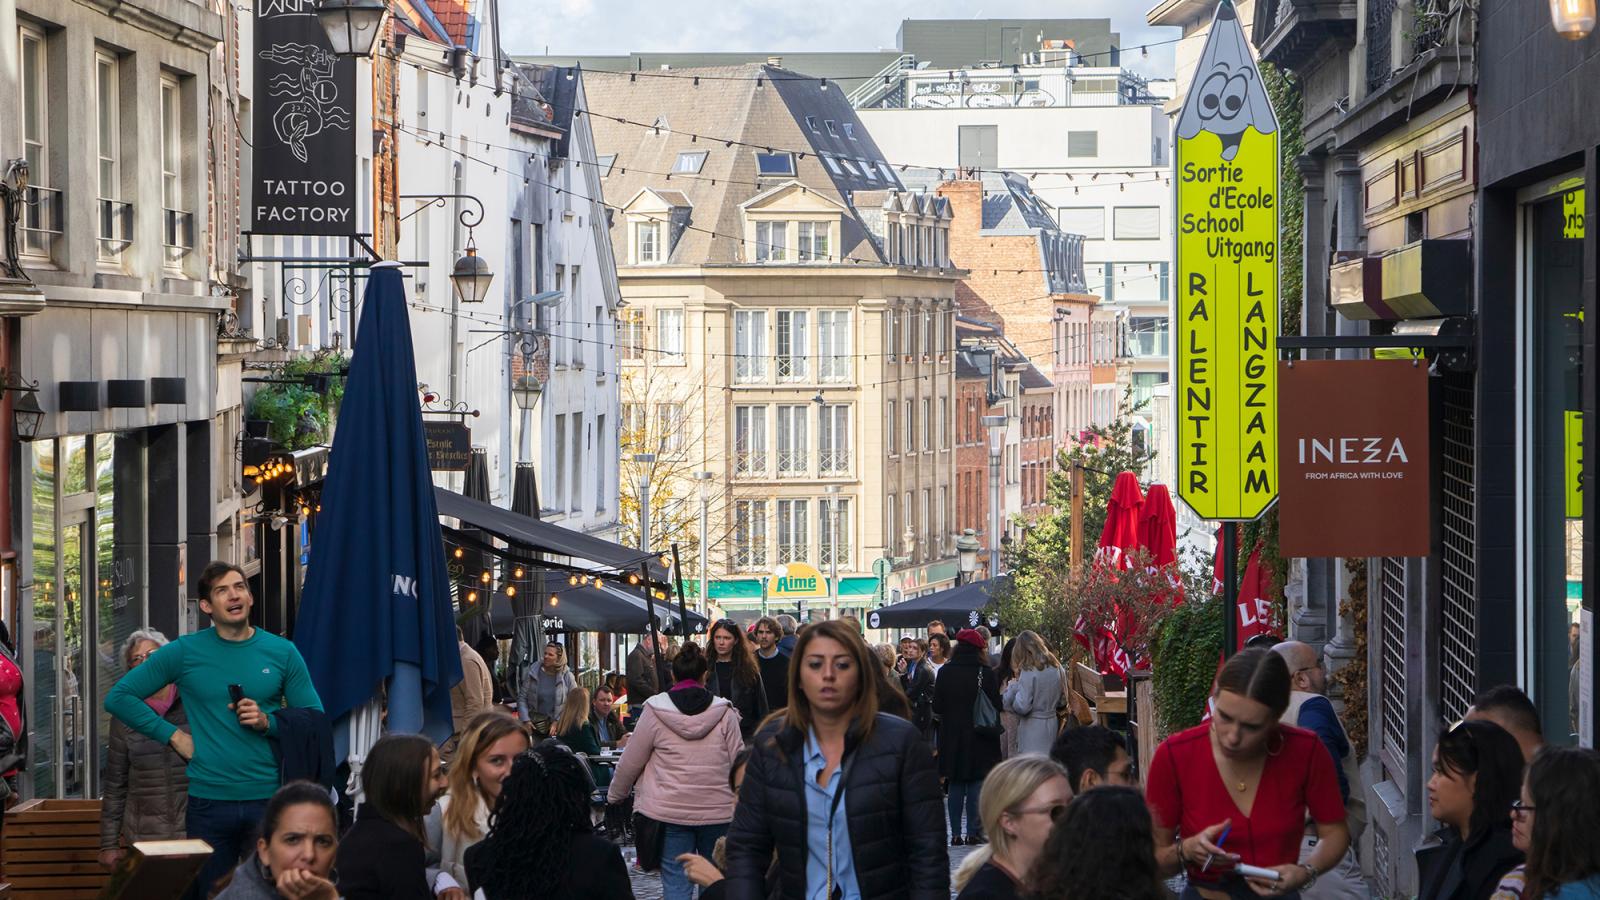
[{"xmin": 294, "ymin": 262, "xmax": 462, "ymax": 762}]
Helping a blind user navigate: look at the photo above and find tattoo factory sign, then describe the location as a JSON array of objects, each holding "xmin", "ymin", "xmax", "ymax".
[{"xmin": 252, "ymin": 0, "xmax": 358, "ymax": 234}]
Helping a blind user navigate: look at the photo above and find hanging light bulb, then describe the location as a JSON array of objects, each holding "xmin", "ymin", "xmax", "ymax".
[
  {"xmin": 454, "ymin": 548, "xmax": 464, "ymax": 559},
  {"xmin": 480, "ymin": 571, "xmax": 491, "ymax": 584},
  {"xmin": 1552, "ymin": 0, "xmax": 1597, "ymax": 38},
  {"xmin": 467, "ymin": 591, "xmax": 478, "ymax": 603},
  {"xmin": 506, "ymin": 585, "xmax": 517, "ymax": 597},
  {"xmin": 550, "ymin": 594, "xmax": 560, "ymax": 606},
  {"xmin": 593, "ymin": 578, "xmax": 603, "ymax": 590},
  {"xmin": 514, "ymin": 567, "xmax": 525, "ymax": 579},
  {"xmin": 629, "ymin": 573, "xmax": 640, "ymax": 585}
]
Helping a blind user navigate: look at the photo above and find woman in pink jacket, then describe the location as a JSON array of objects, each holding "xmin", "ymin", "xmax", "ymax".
[{"xmin": 607, "ymin": 640, "xmax": 745, "ymax": 900}]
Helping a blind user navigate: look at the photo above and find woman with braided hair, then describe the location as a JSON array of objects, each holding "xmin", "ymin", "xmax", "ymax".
[{"xmin": 464, "ymin": 742, "xmax": 632, "ymax": 899}]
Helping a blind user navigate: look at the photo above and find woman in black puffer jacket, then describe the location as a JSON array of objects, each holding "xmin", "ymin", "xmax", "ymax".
[
  {"xmin": 724, "ymin": 620, "xmax": 949, "ymax": 900},
  {"xmin": 707, "ymin": 619, "xmax": 769, "ymax": 741}
]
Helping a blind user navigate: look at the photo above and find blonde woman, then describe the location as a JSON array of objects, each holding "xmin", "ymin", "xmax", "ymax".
[
  {"xmin": 518, "ymin": 641, "xmax": 576, "ymax": 728},
  {"xmin": 555, "ymin": 686, "xmax": 613, "ymax": 788},
  {"xmin": 423, "ymin": 712, "xmax": 531, "ymax": 893},
  {"xmin": 1002, "ymin": 631, "xmax": 1065, "ymax": 756},
  {"xmin": 953, "ymin": 755, "xmax": 1073, "ymax": 899}
]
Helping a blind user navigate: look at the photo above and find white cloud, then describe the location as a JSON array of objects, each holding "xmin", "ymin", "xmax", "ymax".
[{"xmin": 501, "ymin": 0, "xmax": 1180, "ymax": 79}]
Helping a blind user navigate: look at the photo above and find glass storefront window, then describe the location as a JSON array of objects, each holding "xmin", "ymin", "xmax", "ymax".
[
  {"xmin": 94, "ymin": 434, "xmax": 146, "ymax": 779},
  {"xmin": 28, "ymin": 439, "xmax": 55, "ymax": 797},
  {"xmin": 1526, "ymin": 184, "xmax": 1585, "ymax": 743}
]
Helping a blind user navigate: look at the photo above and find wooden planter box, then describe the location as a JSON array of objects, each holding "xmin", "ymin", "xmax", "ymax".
[{"xmin": 2, "ymin": 799, "xmax": 109, "ymax": 898}]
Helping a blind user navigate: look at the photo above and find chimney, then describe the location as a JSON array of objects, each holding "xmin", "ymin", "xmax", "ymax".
[{"xmin": 767, "ymin": 56, "xmax": 782, "ymax": 67}]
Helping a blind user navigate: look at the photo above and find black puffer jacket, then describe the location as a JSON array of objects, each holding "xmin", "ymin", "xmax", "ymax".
[
  {"xmin": 932, "ymin": 643, "xmax": 1003, "ymax": 782},
  {"xmin": 100, "ymin": 697, "xmax": 190, "ymax": 850},
  {"xmin": 709, "ymin": 660, "xmax": 769, "ymax": 741},
  {"xmin": 724, "ymin": 713, "xmax": 949, "ymax": 900}
]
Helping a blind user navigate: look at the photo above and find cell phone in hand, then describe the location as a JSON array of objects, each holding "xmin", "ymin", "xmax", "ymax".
[{"xmin": 228, "ymin": 684, "xmax": 245, "ymax": 706}]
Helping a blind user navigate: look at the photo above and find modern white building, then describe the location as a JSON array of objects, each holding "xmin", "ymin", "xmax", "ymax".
[{"xmin": 857, "ymin": 58, "xmax": 1175, "ymax": 486}]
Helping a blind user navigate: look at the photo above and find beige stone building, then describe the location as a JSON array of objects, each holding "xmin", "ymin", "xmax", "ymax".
[{"xmin": 588, "ymin": 64, "xmax": 964, "ymax": 620}]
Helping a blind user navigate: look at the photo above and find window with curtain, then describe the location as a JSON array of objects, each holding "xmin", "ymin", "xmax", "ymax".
[
  {"xmin": 735, "ymin": 310, "xmax": 767, "ymax": 382},
  {"xmin": 819, "ymin": 404, "xmax": 851, "ymax": 473},
  {"xmin": 777, "ymin": 310, "xmax": 809, "ymax": 380},
  {"xmin": 735, "ymin": 405, "xmax": 768, "ymax": 475},
  {"xmin": 656, "ymin": 308, "xmax": 684, "ymax": 362},
  {"xmin": 777, "ymin": 500, "xmax": 809, "ymax": 563},
  {"xmin": 777, "ymin": 405, "xmax": 808, "ymax": 476},
  {"xmin": 735, "ymin": 500, "xmax": 768, "ymax": 570},
  {"xmin": 817, "ymin": 310, "xmax": 851, "ymax": 382}
]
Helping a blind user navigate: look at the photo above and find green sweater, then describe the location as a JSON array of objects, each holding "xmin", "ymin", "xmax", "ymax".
[{"xmin": 104, "ymin": 628, "xmax": 322, "ymax": 801}]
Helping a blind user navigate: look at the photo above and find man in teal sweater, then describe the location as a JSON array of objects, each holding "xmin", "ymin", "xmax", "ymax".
[{"xmin": 105, "ymin": 561, "xmax": 322, "ymax": 899}]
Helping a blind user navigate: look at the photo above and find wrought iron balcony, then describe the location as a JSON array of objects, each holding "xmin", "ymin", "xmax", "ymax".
[
  {"xmin": 98, "ymin": 198, "xmax": 133, "ymax": 259},
  {"xmin": 21, "ymin": 185, "xmax": 62, "ymax": 260}
]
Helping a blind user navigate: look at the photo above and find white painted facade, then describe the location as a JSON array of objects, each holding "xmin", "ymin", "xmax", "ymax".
[
  {"xmin": 505, "ymin": 67, "xmax": 622, "ymax": 540},
  {"xmin": 393, "ymin": 39, "xmax": 514, "ymax": 502}
]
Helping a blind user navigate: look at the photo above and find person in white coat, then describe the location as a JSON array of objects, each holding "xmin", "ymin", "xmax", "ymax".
[{"xmin": 1001, "ymin": 631, "xmax": 1065, "ymax": 757}]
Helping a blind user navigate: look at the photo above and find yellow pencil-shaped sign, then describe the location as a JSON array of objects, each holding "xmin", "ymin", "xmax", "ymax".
[{"xmin": 1174, "ymin": 0, "xmax": 1279, "ymax": 521}]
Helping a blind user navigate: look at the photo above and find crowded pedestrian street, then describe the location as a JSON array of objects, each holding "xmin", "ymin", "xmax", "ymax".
[{"xmin": 0, "ymin": 0, "xmax": 1598, "ymax": 897}]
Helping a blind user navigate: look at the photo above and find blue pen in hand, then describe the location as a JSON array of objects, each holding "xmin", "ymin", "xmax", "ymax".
[{"xmin": 1200, "ymin": 822, "xmax": 1233, "ymax": 873}]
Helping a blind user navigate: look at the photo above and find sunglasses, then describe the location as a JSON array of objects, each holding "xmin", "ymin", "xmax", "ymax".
[
  {"xmin": 1012, "ymin": 802, "xmax": 1067, "ymax": 822},
  {"xmin": 1510, "ymin": 799, "xmax": 1536, "ymax": 818}
]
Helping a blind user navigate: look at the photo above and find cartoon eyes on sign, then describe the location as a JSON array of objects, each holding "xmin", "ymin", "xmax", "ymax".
[
  {"xmin": 1196, "ymin": 66, "xmax": 1251, "ymax": 124},
  {"xmin": 1174, "ymin": 1, "xmax": 1277, "ymax": 162}
]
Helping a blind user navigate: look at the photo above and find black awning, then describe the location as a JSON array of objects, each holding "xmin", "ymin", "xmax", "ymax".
[
  {"xmin": 497, "ymin": 573, "xmax": 708, "ymax": 635},
  {"xmin": 867, "ymin": 577, "xmax": 1007, "ymax": 630},
  {"xmin": 434, "ymin": 487, "xmax": 667, "ymax": 581}
]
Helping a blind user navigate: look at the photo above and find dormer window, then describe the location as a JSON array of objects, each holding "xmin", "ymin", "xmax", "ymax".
[
  {"xmin": 860, "ymin": 160, "xmax": 877, "ymax": 182},
  {"xmin": 839, "ymin": 158, "xmax": 861, "ymax": 177},
  {"xmin": 596, "ymin": 154, "xmax": 617, "ymax": 176},
  {"xmin": 674, "ymin": 151, "xmax": 707, "ymax": 174},
  {"xmin": 798, "ymin": 222, "xmax": 831, "ymax": 261},
  {"xmin": 805, "ymin": 116, "xmax": 820, "ymax": 133},
  {"xmin": 843, "ymin": 123, "xmax": 857, "ymax": 140},
  {"xmin": 822, "ymin": 155, "xmax": 843, "ymax": 176},
  {"xmin": 825, "ymin": 120, "xmax": 839, "ymax": 137},
  {"xmin": 756, "ymin": 152, "xmax": 796, "ymax": 176},
  {"xmin": 756, "ymin": 221, "xmax": 788, "ymax": 262},
  {"xmin": 636, "ymin": 221, "xmax": 662, "ymax": 263}
]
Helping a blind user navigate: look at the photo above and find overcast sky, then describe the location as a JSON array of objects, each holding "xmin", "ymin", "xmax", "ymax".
[{"xmin": 502, "ymin": 0, "xmax": 1180, "ymax": 80}]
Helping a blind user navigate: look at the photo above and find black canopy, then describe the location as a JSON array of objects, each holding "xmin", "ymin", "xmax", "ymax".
[
  {"xmin": 489, "ymin": 571, "xmax": 707, "ymax": 636},
  {"xmin": 434, "ymin": 487, "xmax": 669, "ymax": 582},
  {"xmin": 867, "ymin": 577, "xmax": 1007, "ymax": 631}
]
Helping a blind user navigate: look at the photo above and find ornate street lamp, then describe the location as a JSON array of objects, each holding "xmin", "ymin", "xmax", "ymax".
[
  {"xmin": 10, "ymin": 386, "xmax": 43, "ymax": 442},
  {"xmin": 316, "ymin": 0, "xmax": 390, "ymax": 58},
  {"xmin": 512, "ymin": 374, "xmax": 542, "ymax": 411},
  {"xmin": 451, "ymin": 242, "xmax": 493, "ymax": 305},
  {"xmin": 1551, "ymin": 0, "xmax": 1596, "ymax": 39},
  {"xmin": 955, "ymin": 529, "xmax": 981, "ymax": 584}
]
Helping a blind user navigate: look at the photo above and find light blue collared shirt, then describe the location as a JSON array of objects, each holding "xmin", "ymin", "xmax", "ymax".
[{"xmin": 803, "ymin": 728, "xmax": 859, "ymax": 900}]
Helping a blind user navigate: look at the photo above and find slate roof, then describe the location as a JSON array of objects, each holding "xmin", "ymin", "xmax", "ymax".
[{"xmin": 584, "ymin": 63, "xmax": 911, "ymax": 267}]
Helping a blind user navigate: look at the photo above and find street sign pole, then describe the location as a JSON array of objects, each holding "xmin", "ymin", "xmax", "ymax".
[{"xmin": 1222, "ymin": 524, "xmax": 1239, "ymax": 656}]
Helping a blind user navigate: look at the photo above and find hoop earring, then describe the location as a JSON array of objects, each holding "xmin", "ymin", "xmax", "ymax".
[{"xmin": 1267, "ymin": 729, "xmax": 1286, "ymax": 757}]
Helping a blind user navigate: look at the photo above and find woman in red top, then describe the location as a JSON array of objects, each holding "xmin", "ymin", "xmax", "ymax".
[{"xmin": 1148, "ymin": 648, "xmax": 1349, "ymax": 900}]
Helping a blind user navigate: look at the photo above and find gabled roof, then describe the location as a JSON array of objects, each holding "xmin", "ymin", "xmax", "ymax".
[
  {"xmin": 623, "ymin": 187, "xmax": 693, "ymax": 210},
  {"xmin": 586, "ymin": 63, "xmax": 906, "ymax": 266},
  {"xmin": 739, "ymin": 180, "xmax": 849, "ymax": 213}
]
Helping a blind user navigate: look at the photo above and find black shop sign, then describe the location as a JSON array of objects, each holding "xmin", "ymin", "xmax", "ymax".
[
  {"xmin": 252, "ymin": 0, "xmax": 357, "ymax": 235},
  {"xmin": 425, "ymin": 421, "xmax": 473, "ymax": 472}
]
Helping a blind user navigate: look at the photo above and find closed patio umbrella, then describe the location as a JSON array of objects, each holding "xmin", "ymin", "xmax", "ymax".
[
  {"xmin": 293, "ymin": 262, "xmax": 462, "ymax": 798},
  {"xmin": 1078, "ymin": 471, "xmax": 1144, "ymax": 677}
]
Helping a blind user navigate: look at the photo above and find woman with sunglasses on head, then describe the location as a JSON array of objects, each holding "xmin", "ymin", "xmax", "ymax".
[
  {"xmin": 724, "ymin": 619, "xmax": 949, "ymax": 900},
  {"xmin": 1031, "ymin": 786, "xmax": 1168, "ymax": 900},
  {"xmin": 1148, "ymin": 648, "xmax": 1349, "ymax": 900},
  {"xmin": 1416, "ymin": 719, "xmax": 1525, "ymax": 900},
  {"xmin": 951, "ymin": 755, "xmax": 1071, "ymax": 900},
  {"xmin": 707, "ymin": 619, "xmax": 769, "ymax": 742}
]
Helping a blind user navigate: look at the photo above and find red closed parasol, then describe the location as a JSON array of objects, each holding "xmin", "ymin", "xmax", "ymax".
[{"xmin": 1077, "ymin": 472, "xmax": 1144, "ymax": 676}]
